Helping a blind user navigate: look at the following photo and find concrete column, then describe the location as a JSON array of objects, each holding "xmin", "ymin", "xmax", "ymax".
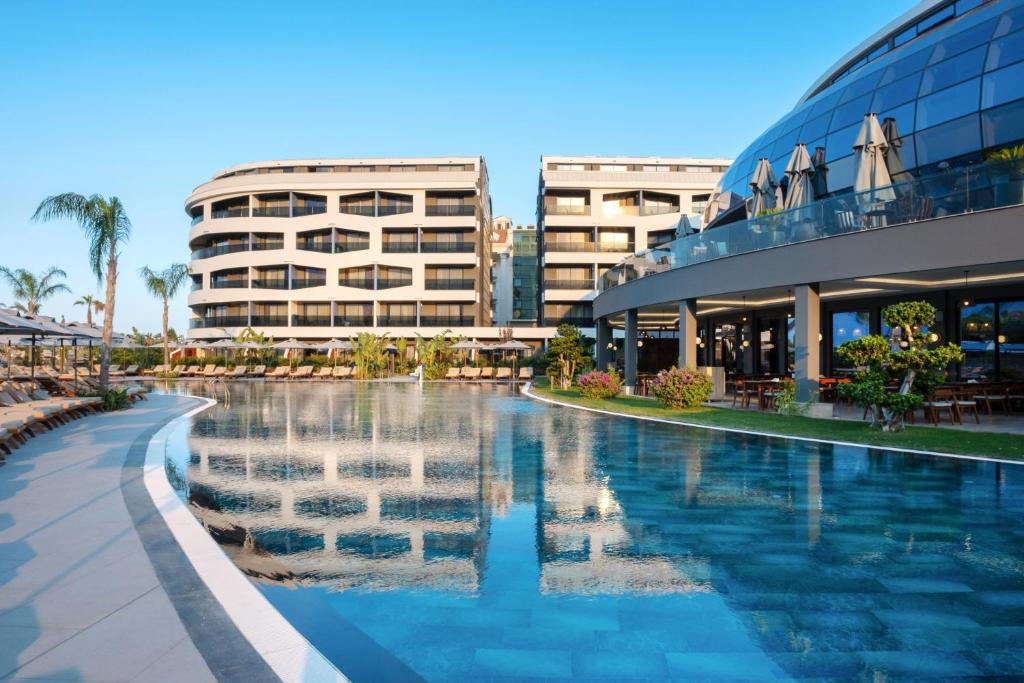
[
  {"xmin": 624, "ymin": 308, "xmax": 638, "ymax": 392},
  {"xmin": 678, "ymin": 299, "xmax": 698, "ymax": 368},
  {"xmin": 794, "ymin": 283, "xmax": 821, "ymax": 402},
  {"xmin": 596, "ymin": 317, "xmax": 613, "ymax": 370}
]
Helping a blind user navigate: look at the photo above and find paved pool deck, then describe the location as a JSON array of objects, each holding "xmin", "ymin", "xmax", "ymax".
[{"xmin": 0, "ymin": 394, "xmax": 277, "ymax": 682}]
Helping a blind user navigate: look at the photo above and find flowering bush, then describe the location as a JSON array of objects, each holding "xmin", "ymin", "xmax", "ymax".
[
  {"xmin": 649, "ymin": 366, "xmax": 712, "ymax": 408},
  {"xmin": 577, "ymin": 369, "xmax": 622, "ymax": 399}
]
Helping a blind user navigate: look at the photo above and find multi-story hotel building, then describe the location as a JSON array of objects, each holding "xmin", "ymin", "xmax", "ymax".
[
  {"xmin": 536, "ymin": 156, "xmax": 730, "ymax": 331},
  {"xmin": 186, "ymin": 157, "xmax": 549, "ymax": 342}
]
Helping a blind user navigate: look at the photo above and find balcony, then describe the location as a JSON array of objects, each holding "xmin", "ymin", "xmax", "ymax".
[
  {"xmin": 211, "ymin": 279, "xmax": 248, "ymax": 289},
  {"xmin": 191, "ymin": 316, "xmax": 248, "ymax": 329},
  {"xmin": 378, "ymin": 204, "xmax": 413, "ymax": 216},
  {"xmin": 298, "ymin": 242, "xmax": 332, "ymax": 253},
  {"xmin": 377, "ymin": 278, "xmax": 412, "ymax": 290},
  {"xmin": 425, "ymin": 278, "xmax": 475, "ymax": 290},
  {"xmin": 252, "ymin": 206, "xmax": 290, "ymax": 218},
  {"xmin": 191, "ymin": 243, "xmax": 248, "ymax": 260},
  {"xmin": 379, "ymin": 316, "xmax": 417, "ymax": 326},
  {"xmin": 251, "ymin": 278, "xmax": 288, "ymax": 290},
  {"xmin": 641, "ymin": 205, "xmax": 679, "ymax": 216},
  {"xmin": 420, "ymin": 315, "xmax": 474, "ymax": 326},
  {"xmin": 382, "ymin": 242, "xmax": 418, "ymax": 253},
  {"xmin": 544, "ymin": 241, "xmax": 594, "ymax": 253},
  {"xmin": 544, "ymin": 205, "xmax": 589, "ymax": 216},
  {"xmin": 421, "ymin": 241, "xmax": 474, "ymax": 253},
  {"xmin": 339, "ymin": 205, "xmax": 375, "ymax": 216},
  {"xmin": 597, "ymin": 242, "xmax": 634, "ymax": 253},
  {"xmin": 292, "ymin": 316, "xmax": 332, "ymax": 327},
  {"xmin": 544, "ymin": 279, "xmax": 593, "ymax": 290},
  {"xmin": 546, "ymin": 316, "xmax": 593, "ymax": 327},
  {"xmin": 212, "ymin": 207, "xmax": 249, "ymax": 219},
  {"xmin": 339, "ymin": 278, "xmax": 375, "ymax": 290},
  {"xmin": 334, "ymin": 315, "xmax": 372, "ymax": 327},
  {"xmin": 293, "ymin": 203, "xmax": 326, "ymax": 216},
  {"xmin": 190, "ymin": 214, "xmax": 204, "ymax": 226},
  {"xmin": 335, "ymin": 241, "xmax": 369, "ymax": 252},
  {"xmin": 251, "ymin": 315, "xmax": 288, "ymax": 327},
  {"xmin": 291, "ymin": 277, "xmax": 326, "ymax": 289},
  {"xmin": 252, "ymin": 239, "xmax": 284, "ymax": 251},
  {"xmin": 426, "ymin": 204, "xmax": 475, "ymax": 217}
]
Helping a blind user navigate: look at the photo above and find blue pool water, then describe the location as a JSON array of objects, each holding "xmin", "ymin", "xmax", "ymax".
[{"xmin": 161, "ymin": 382, "xmax": 1024, "ymax": 681}]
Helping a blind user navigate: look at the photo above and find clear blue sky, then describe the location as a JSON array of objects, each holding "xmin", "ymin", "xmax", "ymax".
[{"xmin": 0, "ymin": 0, "xmax": 915, "ymax": 333}]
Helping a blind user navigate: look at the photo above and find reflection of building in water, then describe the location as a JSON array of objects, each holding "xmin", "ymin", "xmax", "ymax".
[
  {"xmin": 536, "ymin": 413, "xmax": 710, "ymax": 594},
  {"xmin": 185, "ymin": 383, "xmax": 498, "ymax": 592}
]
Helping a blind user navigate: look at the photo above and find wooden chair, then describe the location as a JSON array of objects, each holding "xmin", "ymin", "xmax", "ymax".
[
  {"xmin": 818, "ymin": 378, "xmax": 837, "ymax": 403},
  {"xmin": 923, "ymin": 387, "xmax": 958, "ymax": 425},
  {"xmin": 731, "ymin": 378, "xmax": 752, "ymax": 409},
  {"xmin": 971, "ymin": 384, "xmax": 1008, "ymax": 416},
  {"xmin": 953, "ymin": 387, "xmax": 980, "ymax": 425}
]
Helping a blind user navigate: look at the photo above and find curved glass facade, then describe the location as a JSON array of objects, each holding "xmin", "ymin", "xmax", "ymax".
[{"xmin": 717, "ymin": 0, "xmax": 1024, "ymax": 199}]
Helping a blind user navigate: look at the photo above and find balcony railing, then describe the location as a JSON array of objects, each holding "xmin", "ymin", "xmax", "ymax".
[
  {"xmin": 378, "ymin": 278, "xmax": 412, "ymax": 289},
  {"xmin": 292, "ymin": 316, "xmax": 332, "ymax": 327},
  {"xmin": 379, "ymin": 315, "xmax": 417, "ymax": 326},
  {"xmin": 336, "ymin": 241, "xmax": 369, "ymax": 252},
  {"xmin": 211, "ymin": 279, "xmax": 248, "ymax": 289},
  {"xmin": 190, "ymin": 214, "xmax": 204, "ymax": 226},
  {"xmin": 544, "ymin": 204, "xmax": 589, "ymax": 216},
  {"xmin": 252, "ymin": 206, "xmax": 290, "ymax": 218},
  {"xmin": 251, "ymin": 278, "xmax": 288, "ymax": 289},
  {"xmin": 252, "ymin": 240, "xmax": 284, "ymax": 251},
  {"xmin": 421, "ymin": 315, "xmax": 474, "ymax": 326},
  {"xmin": 425, "ymin": 278, "xmax": 475, "ymax": 290},
  {"xmin": 641, "ymin": 205, "xmax": 679, "ymax": 216},
  {"xmin": 212, "ymin": 207, "xmax": 249, "ymax": 219},
  {"xmin": 251, "ymin": 315, "xmax": 288, "ymax": 327},
  {"xmin": 545, "ymin": 316, "xmax": 593, "ymax": 327},
  {"xmin": 291, "ymin": 277, "xmax": 326, "ymax": 289},
  {"xmin": 421, "ymin": 241, "xmax": 474, "ymax": 253},
  {"xmin": 544, "ymin": 279, "xmax": 594, "ymax": 289},
  {"xmin": 298, "ymin": 242, "xmax": 332, "ymax": 253},
  {"xmin": 191, "ymin": 316, "xmax": 248, "ymax": 329},
  {"xmin": 339, "ymin": 205, "xmax": 375, "ymax": 216},
  {"xmin": 334, "ymin": 316, "xmax": 372, "ymax": 327},
  {"xmin": 293, "ymin": 204, "xmax": 327, "ymax": 216},
  {"xmin": 378, "ymin": 204, "xmax": 413, "ymax": 216},
  {"xmin": 426, "ymin": 204, "xmax": 475, "ymax": 217},
  {"xmin": 597, "ymin": 242, "xmax": 634, "ymax": 253},
  {"xmin": 544, "ymin": 241, "xmax": 594, "ymax": 252},
  {"xmin": 191, "ymin": 243, "xmax": 248, "ymax": 260},
  {"xmin": 339, "ymin": 278, "xmax": 375, "ymax": 289},
  {"xmin": 598, "ymin": 158, "xmax": 1024, "ymax": 293},
  {"xmin": 382, "ymin": 242, "xmax": 418, "ymax": 253}
]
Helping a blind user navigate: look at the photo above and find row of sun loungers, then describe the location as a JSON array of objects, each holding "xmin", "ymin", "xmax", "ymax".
[{"xmin": 444, "ymin": 366, "xmax": 534, "ymax": 381}]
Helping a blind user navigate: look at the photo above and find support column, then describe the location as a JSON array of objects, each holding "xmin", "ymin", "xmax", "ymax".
[
  {"xmin": 624, "ymin": 308, "xmax": 638, "ymax": 393},
  {"xmin": 596, "ymin": 317, "xmax": 612, "ymax": 370},
  {"xmin": 678, "ymin": 299, "xmax": 698, "ymax": 369},
  {"xmin": 794, "ymin": 283, "xmax": 821, "ymax": 403}
]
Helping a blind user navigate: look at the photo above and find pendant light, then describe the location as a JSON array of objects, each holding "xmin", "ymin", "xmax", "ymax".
[{"xmin": 958, "ymin": 270, "xmax": 974, "ymax": 308}]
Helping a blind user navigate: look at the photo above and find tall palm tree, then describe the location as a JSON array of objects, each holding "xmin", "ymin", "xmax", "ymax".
[
  {"xmin": 33, "ymin": 194, "xmax": 131, "ymax": 388},
  {"xmin": 139, "ymin": 263, "xmax": 189, "ymax": 369},
  {"xmin": 74, "ymin": 294, "xmax": 105, "ymax": 326},
  {"xmin": 0, "ymin": 266, "xmax": 70, "ymax": 314}
]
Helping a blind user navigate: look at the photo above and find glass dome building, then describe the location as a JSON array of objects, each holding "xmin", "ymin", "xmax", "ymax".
[{"xmin": 716, "ymin": 0, "xmax": 1024, "ymax": 200}]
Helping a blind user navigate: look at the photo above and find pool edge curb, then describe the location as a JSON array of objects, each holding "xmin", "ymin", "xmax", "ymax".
[
  {"xmin": 522, "ymin": 382, "xmax": 1024, "ymax": 466},
  {"xmin": 142, "ymin": 396, "xmax": 350, "ymax": 683}
]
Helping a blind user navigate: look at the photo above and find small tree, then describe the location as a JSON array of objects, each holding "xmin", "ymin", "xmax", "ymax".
[
  {"xmin": 0, "ymin": 266, "xmax": 70, "ymax": 314},
  {"xmin": 74, "ymin": 294, "xmax": 104, "ymax": 326},
  {"xmin": 350, "ymin": 332, "xmax": 388, "ymax": 379},
  {"xmin": 837, "ymin": 301, "xmax": 963, "ymax": 432},
  {"xmin": 139, "ymin": 263, "xmax": 189, "ymax": 369},
  {"xmin": 395, "ymin": 337, "xmax": 408, "ymax": 374},
  {"xmin": 545, "ymin": 324, "xmax": 593, "ymax": 390},
  {"xmin": 415, "ymin": 331, "xmax": 455, "ymax": 380}
]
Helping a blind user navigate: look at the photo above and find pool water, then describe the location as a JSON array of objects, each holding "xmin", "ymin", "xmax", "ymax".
[{"xmin": 162, "ymin": 382, "xmax": 1024, "ymax": 681}]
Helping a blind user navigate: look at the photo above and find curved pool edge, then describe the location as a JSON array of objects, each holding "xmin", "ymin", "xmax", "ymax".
[
  {"xmin": 141, "ymin": 396, "xmax": 350, "ymax": 683},
  {"xmin": 522, "ymin": 382, "xmax": 1024, "ymax": 467}
]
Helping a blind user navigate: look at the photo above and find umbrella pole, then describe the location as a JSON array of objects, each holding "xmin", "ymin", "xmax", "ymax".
[
  {"xmin": 6, "ymin": 341, "xmax": 10, "ymax": 379},
  {"xmin": 73, "ymin": 342, "xmax": 78, "ymax": 392},
  {"xmin": 30, "ymin": 334, "xmax": 36, "ymax": 379}
]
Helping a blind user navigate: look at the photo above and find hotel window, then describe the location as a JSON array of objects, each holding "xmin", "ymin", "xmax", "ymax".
[
  {"xmin": 598, "ymin": 164, "xmax": 627, "ymax": 172},
  {"xmin": 339, "ymin": 192, "xmax": 376, "ymax": 216},
  {"xmin": 380, "ymin": 303, "xmax": 417, "ymax": 326},
  {"xmin": 555, "ymin": 163, "xmax": 585, "ymax": 171},
  {"xmin": 378, "ymin": 192, "xmax": 414, "ymax": 216},
  {"xmin": 293, "ymin": 303, "xmax": 331, "ymax": 326},
  {"xmin": 831, "ymin": 311, "xmax": 871, "ymax": 368},
  {"xmin": 597, "ymin": 229, "xmax": 632, "ymax": 252},
  {"xmin": 377, "ymin": 266, "xmax": 412, "ymax": 289},
  {"xmin": 339, "ymin": 266, "xmax": 375, "ymax": 289},
  {"xmin": 382, "ymin": 230, "xmax": 417, "ymax": 253},
  {"xmin": 686, "ymin": 166, "xmax": 713, "ymax": 173},
  {"xmin": 251, "ymin": 303, "xmax": 287, "ymax": 326},
  {"xmin": 336, "ymin": 303, "xmax": 372, "ymax": 326},
  {"xmin": 602, "ymin": 191, "xmax": 639, "ymax": 216},
  {"xmin": 642, "ymin": 165, "xmax": 670, "ymax": 172},
  {"xmin": 691, "ymin": 194, "xmax": 711, "ymax": 215},
  {"xmin": 291, "ymin": 267, "xmax": 326, "ymax": 289}
]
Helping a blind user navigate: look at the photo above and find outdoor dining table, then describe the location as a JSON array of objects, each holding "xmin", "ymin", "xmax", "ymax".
[{"xmin": 742, "ymin": 378, "xmax": 787, "ymax": 411}]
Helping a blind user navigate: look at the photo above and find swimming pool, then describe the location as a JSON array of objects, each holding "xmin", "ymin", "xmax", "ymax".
[{"xmin": 161, "ymin": 382, "xmax": 1024, "ymax": 681}]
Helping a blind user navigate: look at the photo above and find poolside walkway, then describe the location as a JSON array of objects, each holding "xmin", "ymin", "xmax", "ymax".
[{"xmin": 0, "ymin": 395, "xmax": 263, "ymax": 682}]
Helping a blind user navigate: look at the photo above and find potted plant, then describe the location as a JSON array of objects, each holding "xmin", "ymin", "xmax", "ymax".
[{"xmin": 985, "ymin": 144, "xmax": 1024, "ymax": 206}]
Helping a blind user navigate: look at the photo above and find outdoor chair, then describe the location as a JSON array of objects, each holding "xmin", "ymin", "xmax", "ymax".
[
  {"xmin": 518, "ymin": 366, "xmax": 534, "ymax": 381},
  {"xmin": 332, "ymin": 366, "xmax": 351, "ymax": 379},
  {"xmin": 495, "ymin": 367, "xmax": 512, "ymax": 380},
  {"xmin": 463, "ymin": 367, "xmax": 482, "ymax": 381},
  {"xmin": 480, "ymin": 367, "xmax": 494, "ymax": 379},
  {"xmin": 971, "ymin": 384, "xmax": 1008, "ymax": 416},
  {"xmin": 123, "ymin": 365, "xmax": 140, "ymax": 375},
  {"xmin": 923, "ymin": 388, "xmax": 958, "ymax": 425},
  {"xmin": 289, "ymin": 366, "xmax": 314, "ymax": 380},
  {"xmin": 953, "ymin": 387, "xmax": 980, "ymax": 424},
  {"xmin": 731, "ymin": 379, "xmax": 752, "ymax": 409},
  {"xmin": 211, "ymin": 366, "xmax": 227, "ymax": 378},
  {"xmin": 268, "ymin": 366, "xmax": 290, "ymax": 380},
  {"xmin": 1006, "ymin": 384, "xmax": 1024, "ymax": 413},
  {"xmin": 227, "ymin": 366, "xmax": 247, "ymax": 378},
  {"xmin": 248, "ymin": 365, "xmax": 266, "ymax": 377},
  {"xmin": 201, "ymin": 364, "xmax": 217, "ymax": 377},
  {"xmin": 315, "ymin": 367, "xmax": 333, "ymax": 380},
  {"xmin": 444, "ymin": 367, "xmax": 461, "ymax": 380},
  {"xmin": 170, "ymin": 364, "xmax": 186, "ymax": 374}
]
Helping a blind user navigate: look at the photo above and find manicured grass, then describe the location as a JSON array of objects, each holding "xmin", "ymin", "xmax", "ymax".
[{"xmin": 529, "ymin": 379, "xmax": 1024, "ymax": 460}]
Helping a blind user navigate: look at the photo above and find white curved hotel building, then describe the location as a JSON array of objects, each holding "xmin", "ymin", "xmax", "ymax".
[{"xmin": 186, "ymin": 157, "xmax": 551, "ymax": 342}]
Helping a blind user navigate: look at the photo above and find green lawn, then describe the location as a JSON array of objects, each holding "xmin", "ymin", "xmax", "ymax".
[{"xmin": 529, "ymin": 379, "xmax": 1024, "ymax": 460}]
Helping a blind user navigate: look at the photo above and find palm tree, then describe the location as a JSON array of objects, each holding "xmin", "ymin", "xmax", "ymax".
[
  {"xmin": 74, "ymin": 294, "xmax": 105, "ymax": 326},
  {"xmin": 0, "ymin": 266, "xmax": 70, "ymax": 314},
  {"xmin": 139, "ymin": 263, "xmax": 189, "ymax": 369},
  {"xmin": 33, "ymin": 194, "xmax": 132, "ymax": 388}
]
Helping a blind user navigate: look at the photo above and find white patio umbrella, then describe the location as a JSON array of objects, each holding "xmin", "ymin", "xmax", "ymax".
[
  {"xmin": 783, "ymin": 144, "xmax": 815, "ymax": 210},
  {"xmin": 451, "ymin": 339, "xmax": 485, "ymax": 366},
  {"xmin": 749, "ymin": 158, "xmax": 780, "ymax": 217},
  {"xmin": 488, "ymin": 339, "xmax": 532, "ymax": 380},
  {"xmin": 853, "ymin": 113, "xmax": 896, "ymax": 207},
  {"xmin": 273, "ymin": 338, "xmax": 314, "ymax": 366},
  {"xmin": 317, "ymin": 339, "xmax": 352, "ymax": 366}
]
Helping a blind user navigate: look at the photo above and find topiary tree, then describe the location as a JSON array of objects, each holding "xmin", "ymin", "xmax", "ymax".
[
  {"xmin": 545, "ymin": 324, "xmax": 593, "ymax": 390},
  {"xmin": 837, "ymin": 301, "xmax": 963, "ymax": 432}
]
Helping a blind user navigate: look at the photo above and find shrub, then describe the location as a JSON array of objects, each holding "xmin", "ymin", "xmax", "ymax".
[
  {"xmin": 774, "ymin": 380, "xmax": 807, "ymax": 416},
  {"xmin": 649, "ymin": 366, "xmax": 712, "ymax": 409},
  {"xmin": 577, "ymin": 369, "xmax": 622, "ymax": 399},
  {"xmin": 101, "ymin": 388, "xmax": 130, "ymax": 411}
]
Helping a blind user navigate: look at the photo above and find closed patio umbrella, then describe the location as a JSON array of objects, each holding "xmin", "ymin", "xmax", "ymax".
[
  {"xmin": 853, "ymin": 113, "xmax": 896, "ymax": 207},
  {"xmin": 749, "ymin": 158, "xmax": 780, "ymax": 217},
  {"xmin": 810, "ymin": 147, "xmax": 829, "ymax": 199},
  {"xmin": 880, "ymin": 116, "xmax": 908, "ymax": 181},
  {"xmin": 783, "ymin": 144, "xmax": 815, "ymax": 210}
]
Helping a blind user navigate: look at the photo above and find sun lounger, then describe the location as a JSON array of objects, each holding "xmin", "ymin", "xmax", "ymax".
[
  {"xmin": 268, "ymin": 366, "xmax": 290, "ymax": 380},
  {"xmin": 463, "ymin": 367, "xmax": 482, "ymax": 381},
  {"xmin": 170, "ymin": 364, "xmax": 185, "ymax": 374},
  {"xmin": 444, "ymin": 367, "xmax": 461, "ymax": 380},
  {"xmin": 518, "ymin": 366, "xmax": 534, "ymax": 380},
  {"xmin": 289, "ymin": 366, "xmax": 314, "ymax": 380},
  {"xmin": 315, "ymin": 367, "xmax": 333, "ymax": 380},
  {"xmin": 332, "ymin": 366, "xmax": 351, "ymax": 379},
  {"xmin": 201, "ymin": 364, "xmax": 217, "ymax": 377},
  {"xmin": 480, "ymin": 367, "xmax": 494, "ymax": 379},
  {"xmin": 123, "ymin": 365, "xmax": 140, "ymax": 375},
  {"xmin": 248, "ymin": 365, "xmax": 266, "ymax": 377},
  {"xmin": 211, "ymin": 366, "xmax": 227, "ymax": 378},
  {"xmin": 185, "ymin": 365, "xmax": 202, "ymax": 376},
  {"xmin": 495, "ymin": 367, "xmax": 512, "ymax": 380},
  {"xmin": 227, "ymin": 366, "xmax": 247, "ymax": 378}
]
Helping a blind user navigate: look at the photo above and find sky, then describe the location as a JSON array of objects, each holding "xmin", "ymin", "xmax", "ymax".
[{"xmin": 0, "ymin": 0, "xmax": 917, "ymax": 333}]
